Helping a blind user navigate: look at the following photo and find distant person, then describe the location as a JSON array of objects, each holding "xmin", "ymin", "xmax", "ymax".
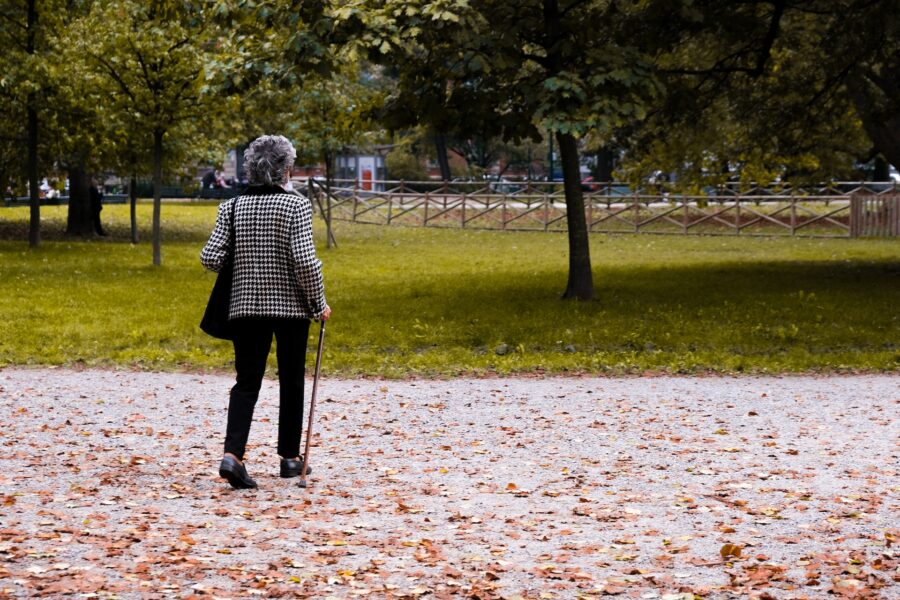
[
  {"xmin": 200, "ymin": 134, "xmax": 331, "ymax": 490},
  {"xmin": 214, "ymin": 169, "xmax": 230, "ymax": 189},
  {"xmin": 89, "ymin": 180, "xmax": 107, "ymax": 236},
  {"xmin": 201, "ymin": 170, "xmax": 216, "ymax": 191}
]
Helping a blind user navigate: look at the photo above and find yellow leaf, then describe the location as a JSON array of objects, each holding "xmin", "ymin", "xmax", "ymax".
[{"xmin": 719, "ymin": 543, "xmax": 742, "ymax": 559}]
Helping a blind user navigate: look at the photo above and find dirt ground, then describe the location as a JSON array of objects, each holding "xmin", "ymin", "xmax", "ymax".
[{"xmin": 0, "ymin": 369, "xmax": 897, "ymax": 599}]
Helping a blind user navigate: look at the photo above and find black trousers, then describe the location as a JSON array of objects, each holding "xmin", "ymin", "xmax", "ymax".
[
  {"xmin": 224, "ymin": 317, "xmax": 311, "ymax": 461},
  {"xmin": 92, "ymin": 208, "xmax": 105, "ymax": 236}
]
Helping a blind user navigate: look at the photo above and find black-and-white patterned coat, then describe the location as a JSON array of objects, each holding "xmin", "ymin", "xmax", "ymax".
[{"xmin": 200, "ymin": 186, "xmax": 326, "ymax": 321}]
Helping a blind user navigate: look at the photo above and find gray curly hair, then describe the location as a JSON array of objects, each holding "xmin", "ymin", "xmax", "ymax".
[{"xmin": 243, "ymin": 135, "xmax": 297, "ymax": 186}]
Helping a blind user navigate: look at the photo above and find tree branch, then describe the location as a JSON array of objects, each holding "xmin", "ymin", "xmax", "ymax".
[
  {"xmin": 91, "ymin": 52, "xmax": 139, "ymax": 105},
  {"xmin": 167, "ymin": 35, "xmax": 194, "ymax": 55},
  {"xmin": 560, "ymin": 0, "xmax": 592, "ymax": 18},
  {"xmin": 129, "ymin": 38, "xmax": 157, "ymax": 96},
  {"xmin": 520, "ymin": 50, "xmax": 549, "ymax": 68},
  {"xmin": 0, "ymin": 10, "xmax": 27, "ymax": 32},
  {"xmin": 663, "ymin": 0, "xmax": 786, "ymax": 78}
]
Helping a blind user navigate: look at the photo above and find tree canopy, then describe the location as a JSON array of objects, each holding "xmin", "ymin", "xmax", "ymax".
[
  {"xmin": 3, "ymin": 0, "xmax": 897, "ymax": 286},
  {"xmin": 69, "ymin": 0, "xmax": 239, "ymax": 264}
]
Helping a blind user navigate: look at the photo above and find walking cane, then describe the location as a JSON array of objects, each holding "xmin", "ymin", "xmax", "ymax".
[{"xmin": 298, "ymin": 320, "xmax": 326, "ymax": 489}]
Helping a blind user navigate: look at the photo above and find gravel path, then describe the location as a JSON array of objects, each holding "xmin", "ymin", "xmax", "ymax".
[{"xmin": 0, "ymin": 369, "xmax": 897, "ymax": 599}]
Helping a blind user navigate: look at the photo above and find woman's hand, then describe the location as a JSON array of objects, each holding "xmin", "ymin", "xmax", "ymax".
[{"xmin": 319, "ymin": 305, "xmax": 332, "ymax": 321}]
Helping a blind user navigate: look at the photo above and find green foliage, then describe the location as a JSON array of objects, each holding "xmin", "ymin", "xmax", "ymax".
[
  {"xmin": 621, "ymin": 1, "xmax": 899, "ymax": 186},
  {"xmin": 293, "ymin": 69, "xmax": 385, "ymax": 167},
  {"xmin": 63, "ymin": 0, "xmax": 243, "ymax": 263},
  {"xmin": 0, "ymin": 0, "xmax": 72, "ymax": 193},
  {"xmin": 0, "ymin": 204, "xmax": 897, "ymax": 376},
  {"xmin": 69, "ymin": 0, "xmax": 237, "ymax": 158},
  {"xmin": 385, "ymin": 147, "xmax": 427, "ymax": 181},
  {"xmin": 359, "ymin": 1, "xmax": 668, "ymax": 144}
]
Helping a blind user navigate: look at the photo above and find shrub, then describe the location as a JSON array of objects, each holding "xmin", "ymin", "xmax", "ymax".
[{"xmin": 385, "ymin": 148, "xmax": 428, "ymax": 182}]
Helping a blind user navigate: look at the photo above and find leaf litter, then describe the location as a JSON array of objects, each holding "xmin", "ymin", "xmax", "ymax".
[{"xmin": 0, "ymin": 369, "xmax": 897, "ymax": 598}]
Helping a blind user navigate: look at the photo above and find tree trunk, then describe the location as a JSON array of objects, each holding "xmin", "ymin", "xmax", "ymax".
[
  {"xmin": 475, "ymin": 138, "xmax": 492, "ymax": 170},
  {"xmin": 323, "ymin": 150, "xmax": 335, "ymax": 249},
  {"xmin": 547, "ymin": 132, "xmax": 555, "ymax": 180},
  {"xmin": 434, "ymin": 132, "xmax": 452, "ymax": 181},
  {"xmin": 848, "ymin": 72, "xmax": 900, "ymax": 172},
  {"xmin": 594, "ymin": 147, "xmax": 615, "ymax": 182},
  {"xmin": 541, "ymin": 0, "xmax": 593, "ymax": 300},
  {"xmin": 236, "ymin": 143, "xmax": 247, "ymax": 184},
  {"xmin": 557, "ymin": 132, "xmax": 593, "ymax": 301},
  {"xmin": 27, "ymin": 104, "xmax": 40, "ymax": 248},
  {"xmin": 26, "ymin": 0, "xmax": 39, "ymax": 247},
  {"xmin": 65, "ymin": 165, "xmax": 93, "ymax": 236},
  {"xmin": 152, "ymin": 129, "xmax": 163, "ymax": 266},
  {"xmin": 873, "ymin": 155, "xmax": 890, "ymax": 181},
  {"xmin": 129, "ymin": 174, "xmax": 139, "ymax": 243}
]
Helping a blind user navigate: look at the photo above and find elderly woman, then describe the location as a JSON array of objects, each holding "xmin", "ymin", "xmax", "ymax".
[{"xmin": 201, "ymin": 135, "xmax": 331, "ymax": 489}]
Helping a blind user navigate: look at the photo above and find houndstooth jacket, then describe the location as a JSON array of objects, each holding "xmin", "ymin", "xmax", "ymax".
[{"xmin": 200, "ymin": 185, "xmax": 326, "ymax": 321}]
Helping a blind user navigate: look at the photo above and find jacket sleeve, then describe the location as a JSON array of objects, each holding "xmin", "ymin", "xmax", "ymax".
[
  {"xmin": 200, "ymin": 200, "xmax": 233, "ymax": 272},
  {"xmin": 290, "ymin": 198, "xmax": 327, "ymax": 317}
]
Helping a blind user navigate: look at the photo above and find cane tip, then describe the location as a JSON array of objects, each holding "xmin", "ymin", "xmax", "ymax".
[{"xmin": 297, "ymin": 479, "xmax": 308, "ymax": 489}]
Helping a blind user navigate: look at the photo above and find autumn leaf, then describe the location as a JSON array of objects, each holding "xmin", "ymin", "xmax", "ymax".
[{"xmin": 720, "ymin": 543, "xmax": 743, "ymax": 559}]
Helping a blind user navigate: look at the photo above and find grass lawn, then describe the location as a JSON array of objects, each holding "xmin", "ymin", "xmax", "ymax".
[{"xmin": 0, "ymin": 203, "xmax": 897, "ymax": 376}]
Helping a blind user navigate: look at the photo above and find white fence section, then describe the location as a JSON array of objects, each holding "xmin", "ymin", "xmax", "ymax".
[{"xmin": 301, "ymin": 180, "xmax": 900, "ymax": 238}]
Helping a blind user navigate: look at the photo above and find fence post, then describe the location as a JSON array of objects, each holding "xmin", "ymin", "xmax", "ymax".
[
  {"xmin": 424, "ymin": 191, "xmax": 429, "ymax": 226},
  {"xmin": 587, "ymin": 191, "xmax": 593, "ymax": 233},
  {"xmin": 735, "ymin": 195, "xmax": 742, "ymax": 234},
  {"xmin": 873, "ymin": 196, "xmax": 881, "ymax": 236},
  {"xmin": 352, "ymin": 179, "xmax": 359, "ymax": 223},
  {"xmin": 892, "ymin": 195, "xmax": 900, "ymax": 236},
  {"xmin": 633, "ymin": 192, "xmax": 639, "ymax": 233},
  {"xmin": 387, "ymin": 189, "xmax": 393, "ymax": 225},
  {"xmin": 325, "ymin": 177, "xmax": 334, "ymax": 248},
  {"xmin": 790, "ymin": 191, "xmax": 797, "ymax": 235},
  {"xmin": 683, "ymin": 196, "xmax": 689, "ymax": 234},
  {"xmin": 544, "ymin": 193, "xmax": 550, "ymax": 232}
]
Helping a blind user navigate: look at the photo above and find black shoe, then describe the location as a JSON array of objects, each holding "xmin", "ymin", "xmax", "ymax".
[
  {"xmin": 219, "ymin": 455, "xmax": 257, "ymax": 489},
  {"xmin": 280, "ymin": 457, "xmax": 312, "ymax": 478}
]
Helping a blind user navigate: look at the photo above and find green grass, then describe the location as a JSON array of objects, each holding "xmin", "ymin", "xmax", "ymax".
[{"xmin": 1, "ymin": 203, "xmax": 898, "ymax": 376}]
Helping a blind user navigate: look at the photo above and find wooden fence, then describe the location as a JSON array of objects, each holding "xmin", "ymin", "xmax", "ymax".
[
  {"xmin": 303, "ymin": 180, "xmax": 900, "ymax": 238},
  {"xmin": 850, "ymin": 193, "xmax": 900, "ymax": 237}
]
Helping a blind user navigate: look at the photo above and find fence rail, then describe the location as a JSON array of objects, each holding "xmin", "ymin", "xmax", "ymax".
[{"xmin": 304, "ymin": 179, "xmax": 900, "ymax": 238}]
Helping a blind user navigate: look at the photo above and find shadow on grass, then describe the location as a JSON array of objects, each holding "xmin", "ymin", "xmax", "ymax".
[
  {"xmin": 0, "ymin": 213, "xmax": 212, "ymax": 243},
  {"xmin": 356, "ymin": 259, "xmax": 900, "ymax": 357},
  {"xmin": 596, "ymin": 259, "xmax": 900, "ymax": 303},
  {"xmin": 396, "ymin": 259, "xmax": 899, "ymax": 313}
]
